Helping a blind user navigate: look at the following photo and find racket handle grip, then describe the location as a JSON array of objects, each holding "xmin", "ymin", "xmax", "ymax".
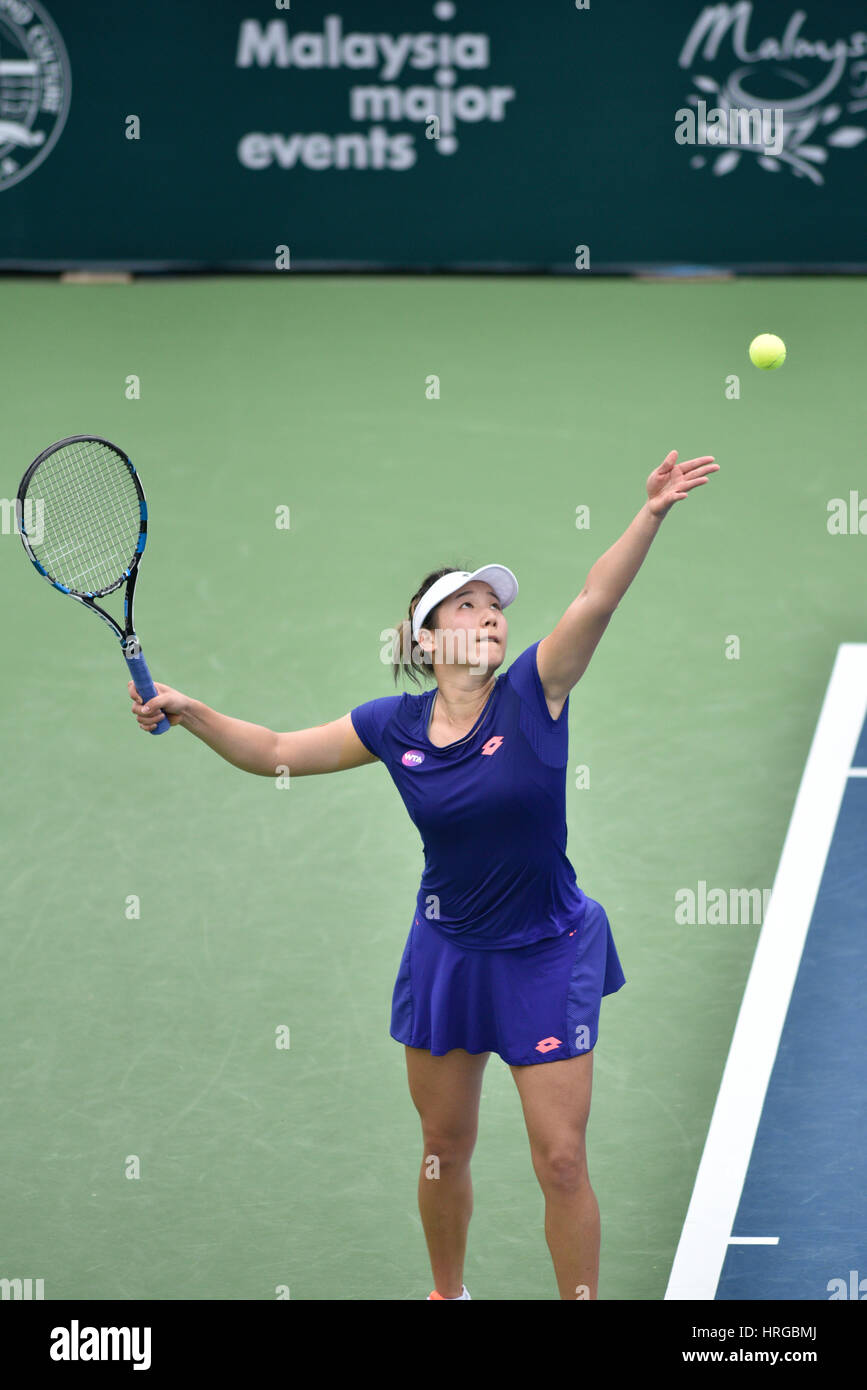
[{"xmin": 124, "ymin": 648, "xmax": 171, "ymax": 736}]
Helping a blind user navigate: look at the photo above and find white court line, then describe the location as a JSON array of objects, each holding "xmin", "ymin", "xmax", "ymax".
[
  {"xmin": 728, "ymin": 1237, "xmax": 779, "ymax": 1246},
  {"xmin": 665, "ymin": 644, "xmax": 867, "ymax": 1300}
]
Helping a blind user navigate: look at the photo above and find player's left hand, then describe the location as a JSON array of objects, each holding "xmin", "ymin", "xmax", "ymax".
[{"xmin": 647, "ymin": 451, "xmax": 718, "ymax": 517}]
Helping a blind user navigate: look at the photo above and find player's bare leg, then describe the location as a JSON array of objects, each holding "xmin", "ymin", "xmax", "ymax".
[
  {"xmin": 405, "ymin": 1045, "xmax": 490, "ymax": 1299},
  {"xmin": 509, "ymin": 1050, "xmax": 599, "ymax": 1299}
]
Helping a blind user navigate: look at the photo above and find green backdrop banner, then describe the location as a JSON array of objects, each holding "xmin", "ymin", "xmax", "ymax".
[{"xmin": 1, "ymin": 0, "xmax": 865, "ymax": 269}]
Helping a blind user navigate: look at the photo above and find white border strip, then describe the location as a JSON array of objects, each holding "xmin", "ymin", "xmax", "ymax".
[
  {"xmin": 728, "ymin": 1237, "xmax": 779, "ymax": 1246},
  {"xmin": 665, "ymin": 644, "xmax": 867, "ymax": 1299}
]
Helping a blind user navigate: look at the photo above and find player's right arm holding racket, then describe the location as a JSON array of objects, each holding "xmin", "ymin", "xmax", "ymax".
[{"xmin": 128, "ymin": 682, "xmax": 377, "ymax": 775}]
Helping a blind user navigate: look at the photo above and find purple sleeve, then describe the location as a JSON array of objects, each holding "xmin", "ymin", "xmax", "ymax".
[
  {"xmin": 350, "ymin": 695, "xmax": 402, "ymax": 761},
  {"xmin": 506, "ymin": 641, "xmax": 569, "ymax": 726},
  {"xmin": 506, "ymin": 640, "xmax": 570, "ymax": 767}
]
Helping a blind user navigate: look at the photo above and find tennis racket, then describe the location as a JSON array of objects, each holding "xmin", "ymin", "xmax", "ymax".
[{"xmin": 16, "ymin": 434, "xmax": 170, "ymax": 735}]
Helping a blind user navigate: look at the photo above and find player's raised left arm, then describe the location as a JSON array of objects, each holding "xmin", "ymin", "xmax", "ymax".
[{"xmin": 537, "ymin": 450, "xmax": 718, "ymax": 701}]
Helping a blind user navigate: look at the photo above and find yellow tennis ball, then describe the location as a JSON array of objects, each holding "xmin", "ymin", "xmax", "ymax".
[{"xmin": 749, "ymin": 333, "xmax": 786, "ymax": 370}]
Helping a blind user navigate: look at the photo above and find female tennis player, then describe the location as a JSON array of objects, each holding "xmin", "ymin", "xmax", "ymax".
[{"xmin": 129, "ymin": 449, "xmax": 717, "ymax": 1300}]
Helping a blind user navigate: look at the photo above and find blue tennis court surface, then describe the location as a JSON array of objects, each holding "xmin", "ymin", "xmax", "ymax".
[{"xmin": 667, "ymin": 645, "xmax": 867, "ymax": 1301}]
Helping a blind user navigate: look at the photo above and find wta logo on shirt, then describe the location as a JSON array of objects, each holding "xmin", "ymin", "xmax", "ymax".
[{"xmin": 401, "ymin": 738, "xmax": 504, "ymax": 767}]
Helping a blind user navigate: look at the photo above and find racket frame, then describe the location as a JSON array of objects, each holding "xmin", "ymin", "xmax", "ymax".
[{"xmin": 16, "ymin": 434, "xmax": 170, "ymax": 735}]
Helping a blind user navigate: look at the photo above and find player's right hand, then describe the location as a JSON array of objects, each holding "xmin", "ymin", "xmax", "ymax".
[{"xmin": 128, "ymin": 680, "xmax": 188, "ymax": 732}]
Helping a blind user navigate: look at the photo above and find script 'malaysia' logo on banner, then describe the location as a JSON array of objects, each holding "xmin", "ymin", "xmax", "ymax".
[
  {"xmin": 0, "ymin": 0, "xmax": 70, "ymax": 192},
  {"xmin": 235, "ymin": 2, "xmax": 516, "ymax": 172},
  {"xmin": 677, "ymin": 2, "xmax": 867, "ymax": 183}
]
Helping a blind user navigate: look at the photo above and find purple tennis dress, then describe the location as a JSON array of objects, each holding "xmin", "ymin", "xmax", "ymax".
[{"xmin": 350, "ymin": 640, "xmax": 625, "ymax": 1065}]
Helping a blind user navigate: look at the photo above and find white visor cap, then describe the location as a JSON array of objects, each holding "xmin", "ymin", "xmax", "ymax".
[{"xmin": 411, "ymin": 565, "xmax": 518, "ymax": 643}]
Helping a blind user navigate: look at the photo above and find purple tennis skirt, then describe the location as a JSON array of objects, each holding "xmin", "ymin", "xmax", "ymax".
[{"xmin": 390, "ymin": 896, "xmax": 625, "ymax": 1066}]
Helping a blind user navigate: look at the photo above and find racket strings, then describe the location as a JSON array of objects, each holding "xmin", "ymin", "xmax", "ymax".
[{"xmin": 23, "ymin": 440, "xmax": 142, "ymax": 594}]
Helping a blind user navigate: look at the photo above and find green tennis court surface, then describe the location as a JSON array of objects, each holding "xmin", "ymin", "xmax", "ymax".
[{"xmin": 1, "ymin": 274, "xmax": 863, "ymax": 1299}]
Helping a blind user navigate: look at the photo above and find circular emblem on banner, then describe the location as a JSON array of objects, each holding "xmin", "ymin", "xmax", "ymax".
[{"xmin": 0, "ymin": 0, "xmax": 71, "ymax": 192}]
